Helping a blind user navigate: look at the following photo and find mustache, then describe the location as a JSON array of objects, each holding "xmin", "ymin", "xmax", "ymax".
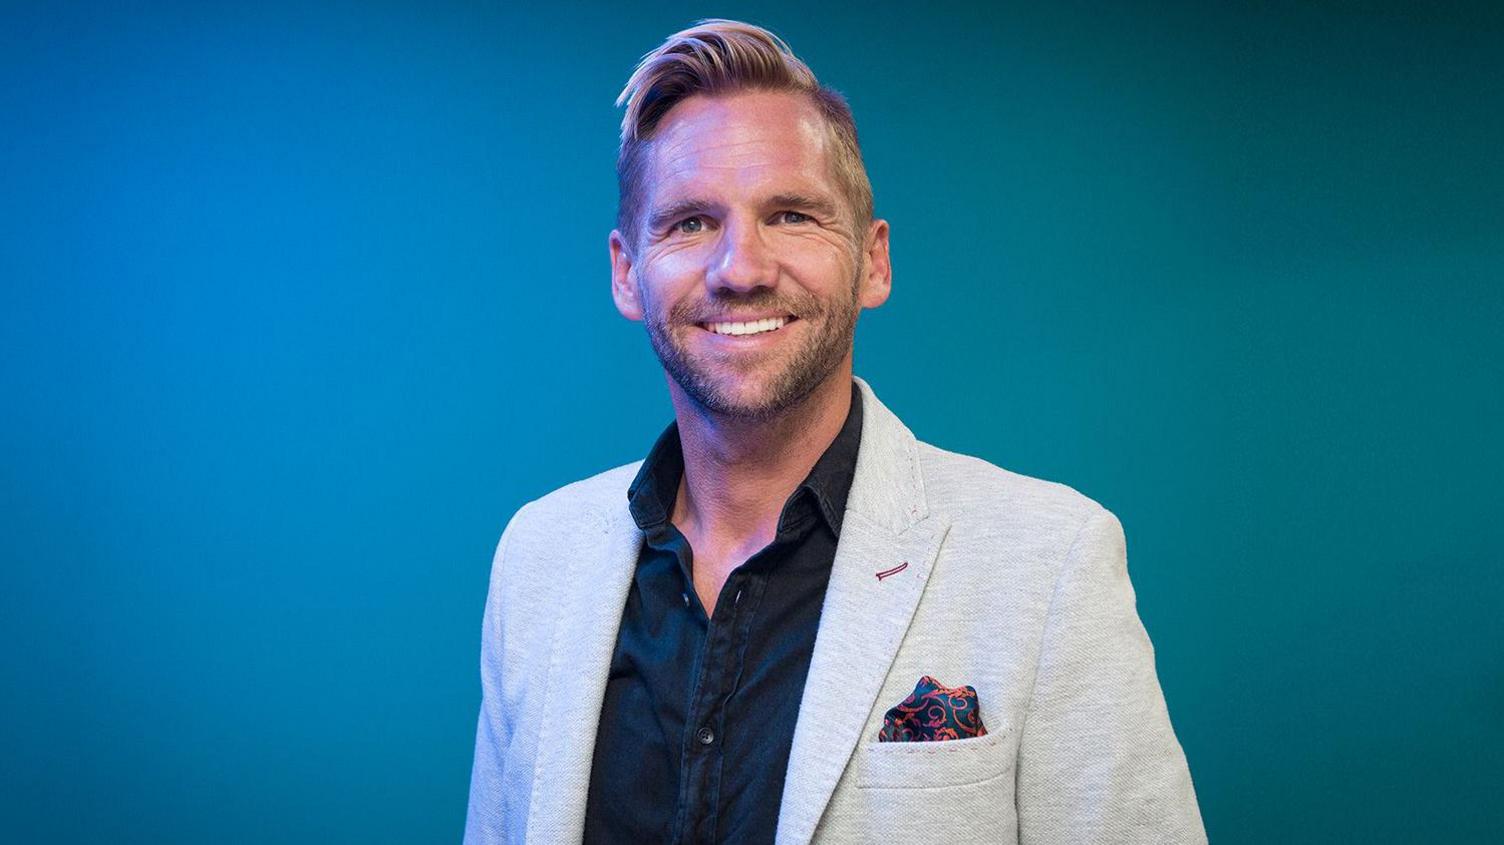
[{"xmin": 669, "ymin": 291, "xmax": 821, "ymax": 324}]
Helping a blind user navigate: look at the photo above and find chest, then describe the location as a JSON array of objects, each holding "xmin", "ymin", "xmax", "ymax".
[{"xmin": 581, "ymin": 524, "xmax": 839, "ymax": 842}]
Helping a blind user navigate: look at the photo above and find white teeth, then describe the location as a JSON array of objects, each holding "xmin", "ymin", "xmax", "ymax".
[{"xmin": 707, "ymin": 317, "xmax": 789, "ymax": 336}]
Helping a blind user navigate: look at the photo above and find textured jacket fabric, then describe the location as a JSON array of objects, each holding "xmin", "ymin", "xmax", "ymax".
[{"xmin": 464, "ymin": 378, "xmax": 1206, "ymax": 844}]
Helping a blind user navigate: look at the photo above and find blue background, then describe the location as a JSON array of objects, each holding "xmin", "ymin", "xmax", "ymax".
[{"xmin": 4, "ymin": 2, "xmax": 1501, "ymax": 842}]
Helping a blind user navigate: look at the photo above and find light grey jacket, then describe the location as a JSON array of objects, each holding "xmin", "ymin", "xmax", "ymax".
[{"xmin": 465, "ymin": 378, "xmax": 1205, "ymax": 844}]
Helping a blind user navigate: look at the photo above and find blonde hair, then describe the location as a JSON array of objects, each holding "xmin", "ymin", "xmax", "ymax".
[{"xmin": 615, "ymin": 19, "xmax": 873, "ymax": 245}]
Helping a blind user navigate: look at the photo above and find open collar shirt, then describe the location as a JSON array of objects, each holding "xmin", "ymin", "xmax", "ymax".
[{"xmin": 582, "ymin": 384, "xmax": 863, "ymax": 844}]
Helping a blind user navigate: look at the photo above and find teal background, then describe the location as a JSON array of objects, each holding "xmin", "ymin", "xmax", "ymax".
[{"xmin": 4, "ymin": 2, "xmax": 1501, "ymax": 842}]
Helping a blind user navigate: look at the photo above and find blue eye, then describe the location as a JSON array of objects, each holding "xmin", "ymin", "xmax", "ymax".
[
  {"xmin": 675, "ymin": 217, "xmax": 705, "ymax": 234},
  {"xmin": 779, "ymin": 211, "xmax": 811, "ymax": 224}
]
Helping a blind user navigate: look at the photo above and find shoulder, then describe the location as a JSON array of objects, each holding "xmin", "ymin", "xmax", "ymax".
[
  {"xmin": 914, "ymin": 440, "xmax": 1117, "ymax": 548},
  {"xmin": 485, "ymin": 460, "xmax": 641, "ymax": 598},
  {"xmin": 494, "ymin": 462, "xmax": 643, "ymax": 561},
  {"xmin": 506, "ymin": 460, "xmax": 641, "ymax": 533}
]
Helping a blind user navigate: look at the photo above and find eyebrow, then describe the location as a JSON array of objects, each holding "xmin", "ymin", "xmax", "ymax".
[
  {"xmin": 647, "ymin": 198, "xmax": 716, "ymax": 233},
  {"xmin": 647, "ymin": 193, "xmax": 843, "ymax": 233},
  {"xmin": 767, "ymin": 193, "xmax": 841, "ymax": 220}
]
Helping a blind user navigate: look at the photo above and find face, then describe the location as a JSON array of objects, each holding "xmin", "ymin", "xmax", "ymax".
[{"xmin": 610, "ymin": 90, "xmax": 891, "ymax": 420}]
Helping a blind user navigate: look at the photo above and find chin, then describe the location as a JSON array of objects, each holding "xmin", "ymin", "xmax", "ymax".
[
  {"xmin": 688, "ymin": 380, "xmax": 783, "ymax": 420},
  {"xmin": 686, "ymin": 366, "xmax": 833, "ymax": 422}
]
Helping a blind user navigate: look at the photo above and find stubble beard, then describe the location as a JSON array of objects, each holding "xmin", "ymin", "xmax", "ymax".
[{"xmin": 641, "ymin": 278, "xmax": 861, "ymax": 423}]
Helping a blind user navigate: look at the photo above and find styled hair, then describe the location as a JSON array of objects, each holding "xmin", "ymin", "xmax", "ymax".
[{"xmin": 615, "ymin": 19, "xmax": 873, "ymax": 247}]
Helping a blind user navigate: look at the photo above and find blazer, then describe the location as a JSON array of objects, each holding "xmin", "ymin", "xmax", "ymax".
[{"xmin": 465, "ymin": 378, "xmax": 1206, "ymax": 844}]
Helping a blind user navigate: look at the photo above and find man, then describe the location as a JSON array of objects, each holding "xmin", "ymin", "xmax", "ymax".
[{"xmin": 466, "ymin": 19, "xmax": 1204, "ymax": 844}]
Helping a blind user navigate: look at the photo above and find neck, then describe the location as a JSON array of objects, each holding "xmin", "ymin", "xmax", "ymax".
[{"xmin": 667, "ymin": 367, "xmax": 854, "ymax": 550}]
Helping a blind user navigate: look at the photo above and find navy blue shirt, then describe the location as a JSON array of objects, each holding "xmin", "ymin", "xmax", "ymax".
[{"xmin": 582, "ymin": 385, "xmax": 863, "ymax": 844}]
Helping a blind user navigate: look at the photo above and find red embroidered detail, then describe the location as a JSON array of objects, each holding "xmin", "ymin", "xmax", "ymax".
[{"xmin": 875, "ymin": 561, "xmax": 909, "ymax": 581}]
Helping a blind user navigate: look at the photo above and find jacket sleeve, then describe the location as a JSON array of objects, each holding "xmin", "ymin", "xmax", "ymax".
[
  {"xmin": 464, "ymin": 504, "xmax": 530, "ymax": 844},
  {"xmin": 1015, "ymin": 507, "xmax": 1206, "ymax": 844}
]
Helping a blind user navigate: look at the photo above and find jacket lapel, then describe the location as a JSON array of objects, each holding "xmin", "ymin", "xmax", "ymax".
[
  {"xmin": 523, "ymin": 502, "xmax": 642, "ymax": 843},
  {"xmin": 776, "ymin": 379, "xmax": 951, "ymax": 845}
]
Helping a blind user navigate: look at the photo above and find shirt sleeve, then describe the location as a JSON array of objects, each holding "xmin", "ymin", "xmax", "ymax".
[{"xmin": 1015, "ymin": 507, "xmax": 1207, "ymax": 844}]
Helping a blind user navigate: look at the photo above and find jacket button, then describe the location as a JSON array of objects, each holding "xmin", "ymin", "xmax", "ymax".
[{"xmin": 696, "ymin": 726, "xmax": 715, "ymax": 745}]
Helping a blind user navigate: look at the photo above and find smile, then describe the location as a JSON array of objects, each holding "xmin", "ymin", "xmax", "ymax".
[{"xmin": 699, "ymin": 316, "xmax": 793, "ymax": 336}]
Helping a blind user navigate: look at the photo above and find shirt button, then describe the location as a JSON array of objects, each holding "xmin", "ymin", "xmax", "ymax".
[{"xmin": 696, "ymin": 726, "xmax": 715, "ymax": 746}]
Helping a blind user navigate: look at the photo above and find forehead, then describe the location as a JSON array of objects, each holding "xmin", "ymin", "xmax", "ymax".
[{"xmin": 645, "ymin": 91, "xmax": 836, "ymax": 205}]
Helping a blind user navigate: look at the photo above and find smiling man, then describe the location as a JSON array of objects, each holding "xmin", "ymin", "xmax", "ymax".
[{"xmin": 465, "ymin": 19, "xmax": 1204, "ymax": 845}]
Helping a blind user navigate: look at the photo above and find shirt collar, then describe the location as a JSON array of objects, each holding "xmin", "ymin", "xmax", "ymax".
[{"xmin": 626, "ymin": 381, "xmax": 864, "ymax": 537}]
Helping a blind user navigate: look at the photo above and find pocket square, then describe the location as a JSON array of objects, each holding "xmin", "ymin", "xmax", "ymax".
[{"xmin": 878, "ymin": 675, "xmax": 988, "ymax": 742}]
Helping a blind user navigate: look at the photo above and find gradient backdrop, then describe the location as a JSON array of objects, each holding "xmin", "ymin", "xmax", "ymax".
[{"xmin": 4, "ymin": 2, "xmax": 1501, "ymax": 842}]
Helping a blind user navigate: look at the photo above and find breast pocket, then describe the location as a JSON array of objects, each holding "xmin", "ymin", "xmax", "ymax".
[
  {"xmin": 855, "ymin": 726, "xmax": 1015, "ymax": 790},
  {"xmin": 843, "ymin": 728, "xmax": 1019, "ymax": 842}
]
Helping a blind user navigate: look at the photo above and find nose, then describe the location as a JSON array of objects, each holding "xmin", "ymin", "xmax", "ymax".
[{"xmin": 706, "ymin": 217, "xmax": 777, "ymax": 295}]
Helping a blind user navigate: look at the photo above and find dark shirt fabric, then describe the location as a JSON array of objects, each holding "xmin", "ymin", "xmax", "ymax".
[{"xmin": 582, "ymin": 384, "xmax": 864, "ymax": 845}]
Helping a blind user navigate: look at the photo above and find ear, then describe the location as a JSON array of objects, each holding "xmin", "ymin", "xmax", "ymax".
[
  {"xmin": 857, "ymin": 218, "xmax": 892, "ymax": 309},
  {"xmin": 609, "ymin": 229, "xmax": 643, "ymax": 321}
]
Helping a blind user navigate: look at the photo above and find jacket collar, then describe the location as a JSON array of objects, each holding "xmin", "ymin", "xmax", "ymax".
[{"xmin": 842, "ymin": 376, "xmax": 932, "ymax": 534}]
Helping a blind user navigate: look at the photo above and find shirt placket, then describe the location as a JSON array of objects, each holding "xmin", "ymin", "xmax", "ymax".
[{"xmin": 672, "ymin": 559, "xmax": 774, "ymax": 844}]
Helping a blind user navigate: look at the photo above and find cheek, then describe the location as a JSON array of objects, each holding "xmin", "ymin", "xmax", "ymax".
[
  {"xmin": 641, "ymin": 245, "xmax": 709, "ymax": 293},
  {"xmin": 656, "ymin": 247, "xmax": 707, "ymax": 279},
  {"xmin": 634, "ymin": 251, "xmax": 707, "ymax": 320},
  {"xmin": 784, "ymin": 238, "xmax": 858, "ymax": 292}
]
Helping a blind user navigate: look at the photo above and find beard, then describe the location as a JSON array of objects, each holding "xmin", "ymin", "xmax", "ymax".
[{"xmin": 639, "ymin": 277, "xmax": 860, "ymax": 421}]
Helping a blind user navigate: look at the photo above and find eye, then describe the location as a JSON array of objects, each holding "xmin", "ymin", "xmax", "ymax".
[
  {"xmin": 674, "ymin": 216, "xmax": 706, "ymax": 234},
  {"xmin": 776, "ymin": 210, "xmax": 812, "ymax": 224}
]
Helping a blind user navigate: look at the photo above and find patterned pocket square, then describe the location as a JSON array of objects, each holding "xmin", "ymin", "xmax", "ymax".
[{"xmin": 878, "ymin": 675, "xmax": 988, "ymax": 742}]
